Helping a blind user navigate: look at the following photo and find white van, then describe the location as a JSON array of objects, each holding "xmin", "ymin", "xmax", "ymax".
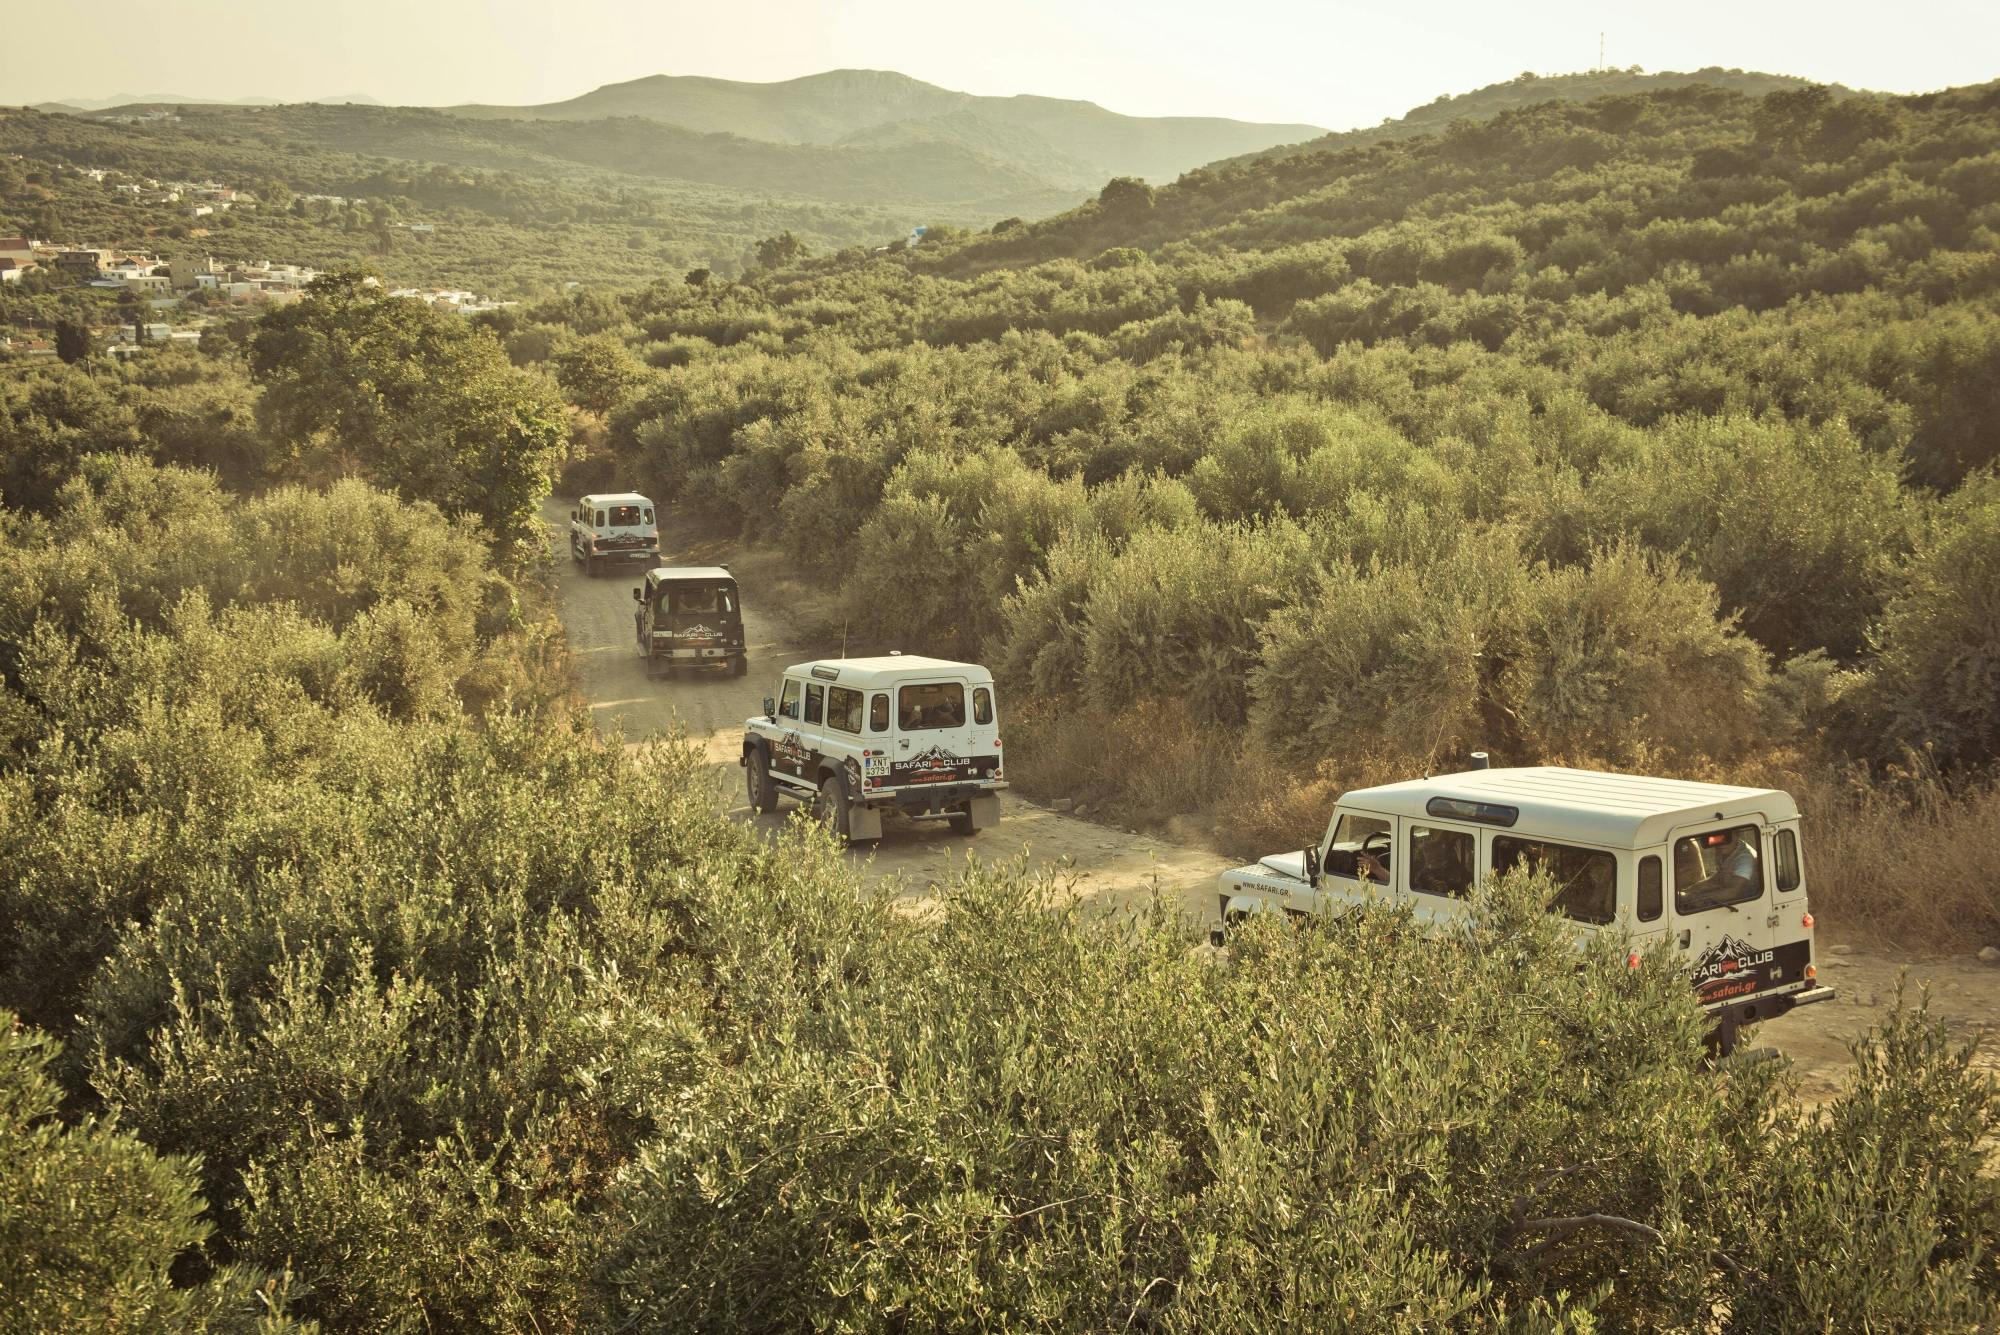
[
  {"xmin": 569, "ymin": 492, "xmax": 658, "ymax": 576},
  {"xmin": 1218, "ymin": 765, "xmax": 1834, "ymax": 1051},
  {"xmin": 741, "ymin": 654, "xmax": 1005, "ymax": 844}
]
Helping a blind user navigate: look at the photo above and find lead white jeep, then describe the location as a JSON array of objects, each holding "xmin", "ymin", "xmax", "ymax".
[
  {"xmin": 1217, "ymin": 763, "xmax": 1835, "ymax": 1053},
  {"xmin": 569, "ymin": 492, "xmax": 658, "ymax": 576},
  {"xmin": 741, "ymin": 654, "xmax": 1005, "ymax": 844}
]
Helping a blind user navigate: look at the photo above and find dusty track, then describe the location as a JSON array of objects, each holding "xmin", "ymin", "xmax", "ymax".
[
  {"xmin": 543, "ymin": 497, "xmax": 1234, "ymax": 913},
  {"xmin": 542, "ymin": 498, "xmax": 1999, "ymax": 1095}
]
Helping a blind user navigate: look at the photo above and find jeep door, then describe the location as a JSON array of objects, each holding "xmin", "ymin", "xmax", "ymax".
[
  {"xmin": 1667, "ymin": 818, "xmax": 1784, "ymax": 1008},
  {"xmin": 1312, "ymin": 809, "xmax": 1397, "ymax": 917},
  {"xmin": 888, "ymin": 677, "xmax": 979, "ymax": 786},
  {"xmin": 659, "ymin": 579, "xmax": 738, "ymax": 658},
  {"xmin": 770, "ymin": 676, "xmax": 815, "ymax": 785}
]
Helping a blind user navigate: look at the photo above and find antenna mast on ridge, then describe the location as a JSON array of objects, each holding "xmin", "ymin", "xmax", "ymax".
[{"xmin": 1598, "ymin": 32, "xmax": 1605, "ymax": 72}]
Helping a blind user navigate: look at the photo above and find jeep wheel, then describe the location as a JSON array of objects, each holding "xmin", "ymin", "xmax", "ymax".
[
  {"xmin": 584, "ymin": 555, "xmax": 598, "ymax": 578},
  {"xmin": 816, "ymin": 775, "xmax": 852, "ymax": 843},
  {"xmin": 746, "ymin": 752, "xmax": 777, "ymax": 814},
  {"xmin": 948, "ymin": 803, "xmax": 977, "ymax": 836},
  {"xmin": 731, "ymin": 654, "xmax": 749, "ymax": 678}
]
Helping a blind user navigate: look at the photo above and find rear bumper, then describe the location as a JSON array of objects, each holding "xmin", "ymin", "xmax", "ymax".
[
  {"xmin": 864, "ymin": 781, "xmax": 1005, "ymax": 815},
  {"xmin": 1709, "ymin": 983, "xmax": 1834, "ymax": 1033},
  {"xmin": 650, "ymin": 645, "xmax": 740, "ymax": 660}
]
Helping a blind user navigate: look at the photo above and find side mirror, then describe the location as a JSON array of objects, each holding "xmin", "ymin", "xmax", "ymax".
[
  {"xmin": 1304, "ymin": 845, "xmax": 1321, "ymax": 886},
  {"xmin": 762, "ymin": 695, "xmax": 775, "ymax": 720},
  {"xmin": 631, "ymin": 587, "xmax": 642, "ymax": 602}
]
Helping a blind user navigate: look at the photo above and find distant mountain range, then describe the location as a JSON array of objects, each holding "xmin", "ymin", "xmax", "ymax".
[
  {"xmin": 444, "ymin": 70, "xmax": 1328, "ymax": 187},
  {"xmin": 19, "ymin": 67, "xmax": 1855, "ymax": 237},
  {"xmin": 31, "ymin": 93, "xmax": 382, "ymax": 111}
]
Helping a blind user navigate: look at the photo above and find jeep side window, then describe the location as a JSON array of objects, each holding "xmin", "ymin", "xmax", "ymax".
[
  {"xmin": 1492, "ymin": 835, "xmax": 1616, "ymax": 926},
  {"xmin": 1774, "ymin": 829, "xmax": 1801, "ymax": 894},
  {"xmin": 972, "ymin": 687, "xmax": 993, "ymax": 726},
  {"xmin": 642, "ymin": 507, "xmax": 654, "ymax": 526},
  {"xmin": 1324, "ymin": 813, "xmax": 1391, "ymax": 883},
  {"xmin": 869, "ymin": 693, "xmax": 888, "ymax": 732},
  {"xmin": 805, "ymin": 684, "xmax": 824, "ymax": 726},
  {"xmin": 594, "ymin": 510, "xmax": 606, "ymax": 527},
  {"xmin": 778, "ymin": 679, "xmax": 802, "ymax": 720},
  {"xmin": 827, "ymin": 686, "xmax": 863, "ymax": 735},
  {"xmin": 1638, "ymin": 855, "xmax": 1663, "ymax": 922},
  {"xmin": 1408, "ymin": 826, "xmax": 1473, "ymax": 898}
]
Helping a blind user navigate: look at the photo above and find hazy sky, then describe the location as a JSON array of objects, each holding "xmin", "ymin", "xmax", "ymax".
[{"xmin": 4, "ymin": 0, "xmax": 1995, "ymax": 129}]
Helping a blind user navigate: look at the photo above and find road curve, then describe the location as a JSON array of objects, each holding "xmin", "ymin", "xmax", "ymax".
[{"xmin": 541, "ymin": 497, "xmax": 1235, "ymax": 911}]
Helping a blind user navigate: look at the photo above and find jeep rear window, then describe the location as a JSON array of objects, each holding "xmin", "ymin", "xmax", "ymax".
[
  {"xmin": 1674, "ymin": 824, "xmax": 1763, "ymax": 915},
  {"xmin": 667, "ymin": 584, "xmax": 734, "ymax": 614},
  {"xmin": 1492, "ymin": 835, "xmax": 1616, "ymax": 926},
  {"xmin": 898, "ymin": 683, "xmax": 964, "ymax": 730},
  {"xmin": 607, "ymin": 504, "xmax": 645, "ymax": 526},
  {"xmin": 827, "ymin": 686, "xmax": 863, "ymax": 734}
]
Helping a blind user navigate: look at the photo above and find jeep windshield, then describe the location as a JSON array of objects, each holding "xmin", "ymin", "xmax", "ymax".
[{"xmin": 662, "ymin": 583, "xmax": 736, "ymax": 614}]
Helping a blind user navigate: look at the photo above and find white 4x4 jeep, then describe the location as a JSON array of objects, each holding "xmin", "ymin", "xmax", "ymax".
[
  {"xmin": 1217, "ymin": 764, "xmax": 1835, "ymax": 1053},
  {"xmin": 569, "ymin": 492, "xmax": 657, "ymax": 576},
  {"xmin": 741, "ymin": 654, "xmax": 1005, "ymax": 844}
]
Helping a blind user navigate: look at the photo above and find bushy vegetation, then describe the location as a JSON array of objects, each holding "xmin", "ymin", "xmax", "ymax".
[{"xmin": 7, "ymin": 71, "xmax": 2000, "ymax": 1328}]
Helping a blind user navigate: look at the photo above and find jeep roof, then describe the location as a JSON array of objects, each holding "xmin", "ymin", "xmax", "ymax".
[
  {"xmin": 778, "ymin": 655, "xmax": 992, "ymax": 688},
  {"xmin": 578, "ymin": 492, "xmax": 652, "ymax": 507},
  {"xmin": 1339, "ymin": 766, "xmax": 1798, "ymax": 848},
  {"xmin": 643, "ymin": 565, "xmax": 734, "ymax": 582}
]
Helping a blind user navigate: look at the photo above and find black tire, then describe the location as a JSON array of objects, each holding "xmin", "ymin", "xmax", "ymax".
[
  {"xmin": 732, "ymin": 654, "xmax": 749, "ymax": 678},
  {"xmin": 949, "ymin": 804, "xmax": 977, "ymax": 837},
  {"xmin": 585, "ymin": 555, "xmax": 599, "ymax": 578},
  {"xmin": 816, "ymin": 774, "xmax": 851, "ymax": 843},
  {"xmin": 746, "ymin": 751, "xmax": 777, "ymax": 814}
]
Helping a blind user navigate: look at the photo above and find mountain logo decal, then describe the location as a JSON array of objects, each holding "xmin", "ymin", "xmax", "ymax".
[{"xmin": 1692, "ymin": 934, "xmax": 1774, "ymax": 987}]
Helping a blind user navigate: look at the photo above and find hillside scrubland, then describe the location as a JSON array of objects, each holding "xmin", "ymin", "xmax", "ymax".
[
  {"xmin": 4, "ymin": 75, "xmax": 2000, "ymax": 1328},
  {"xmin": 482, "ymin": 78, "xmax": 2000, "ymax": 941}
]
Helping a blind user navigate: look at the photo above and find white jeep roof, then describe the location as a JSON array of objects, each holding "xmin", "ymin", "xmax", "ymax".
[
  {"xmin": 644, "ymin": 566, "xmax": 734, "ymax": 582},
  {"xmin": 578, "ymin": 492, "xmax": 653, "ymax": 506},
  {"xmin": 781, "ymin": 655, "xmax": 992, "ymax": 688},
  {"xmin": 1340, "ymin": 766, "xmax": 1797, "ymax": 849}
]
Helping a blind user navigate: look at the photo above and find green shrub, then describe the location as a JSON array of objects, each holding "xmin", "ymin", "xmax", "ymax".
[{"xmin": 0, "ymin": 1012, "xmax": 305, "ymax": 1332}]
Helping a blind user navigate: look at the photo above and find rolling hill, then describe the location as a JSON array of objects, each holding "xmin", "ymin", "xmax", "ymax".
[{"xmin": 446, "ymin": 69, "xmax": 1328, "ymax": 186}]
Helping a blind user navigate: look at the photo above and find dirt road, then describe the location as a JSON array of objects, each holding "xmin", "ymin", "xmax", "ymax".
[
  {"xmin": 542, "ymin": 498, "xmax": 1234, "ymax": 913},
  {"xmin": 543, "ymin": 498, "xmax": 1999, "ymax": 1094}
]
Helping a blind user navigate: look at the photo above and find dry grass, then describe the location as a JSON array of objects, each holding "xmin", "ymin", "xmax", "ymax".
[{"xmin": 1789, "ymin": 767, "xmax": 2000, "ymax": 948}]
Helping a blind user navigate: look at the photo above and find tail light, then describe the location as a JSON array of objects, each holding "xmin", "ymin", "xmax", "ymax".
[
  {"xmin": 1805, "ymin": 963, "xmax": 1818, "ymax": 982},
  {"xmin": 1626, "ymin": 952, "xmax": 1641, "ymax": 969},
  {"xmin": 1801, "ymin": 912, "xmax": 1814, "ymax": 930}
]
